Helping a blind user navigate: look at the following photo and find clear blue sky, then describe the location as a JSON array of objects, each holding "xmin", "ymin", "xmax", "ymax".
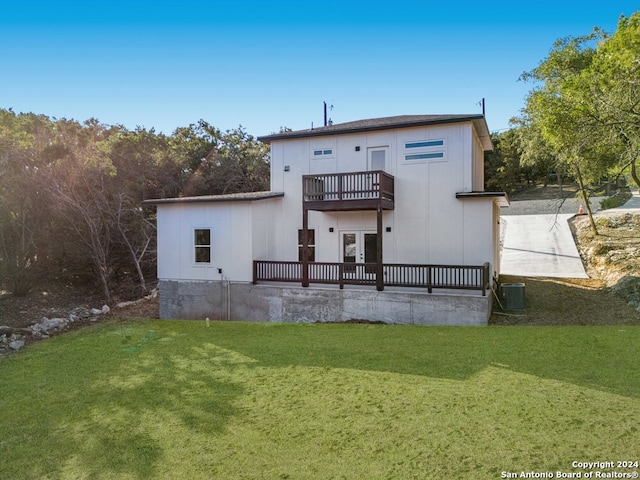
[{"xmin": 1, "ymin": 1, "xmax": 637, "ymax": 137}]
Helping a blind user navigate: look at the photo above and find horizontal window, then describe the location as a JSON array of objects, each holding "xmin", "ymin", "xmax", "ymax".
[
  {"xmin": 313, "ymin": 149, "xmax": 333, "ymax": 157},
  {"xmin": 405, "ymin": 140, "xmax": 444, "ymax": 149},
  {"xmin": 405, "ymin": 152, "xmax": 445, "ymax": 161}
]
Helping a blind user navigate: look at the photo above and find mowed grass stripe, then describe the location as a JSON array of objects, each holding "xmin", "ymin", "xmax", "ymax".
[{"xmin": 1, "ymin": 321, "xmax": 638, "ymax": 479}]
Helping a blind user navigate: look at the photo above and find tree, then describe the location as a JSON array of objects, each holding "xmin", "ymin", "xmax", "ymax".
[
  {"xmin": 521, "ymin": 11, "xmax": 640, "ymax": 232},
  {"xmin": 512, "ymin": 114, "xmax": 566, "ymax": 191},
  {"xmin": 521, "ymin": 32, "xmax": 613, "ymax": 233},
  {"xmin": 0, "ymin": 110, "xmax": 55, "ymax": 295},
  {"xmin": 40, "ymin": 118, "xmax": 120, "ymax": 303},
  {"xmin": 485, "ymin": 129, "xmax": 527, "ymax": 193},
  {"xmin": 586, "ymin": 12, "xmax": 640, "ymax": 189}
]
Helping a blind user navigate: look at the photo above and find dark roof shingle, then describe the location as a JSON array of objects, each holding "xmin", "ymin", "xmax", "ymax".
[{"xmin": 258, "ymin": 114, "xmax": 490, "ymax": 148}]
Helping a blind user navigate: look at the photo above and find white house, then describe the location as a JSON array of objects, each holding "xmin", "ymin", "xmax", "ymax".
[{"xmin": 146, "ymin": 114, "xmax": 508, "ymax": 325}]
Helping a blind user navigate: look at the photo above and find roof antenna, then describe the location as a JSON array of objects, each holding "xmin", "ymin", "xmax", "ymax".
[
  {"xmin": 324, "ymin": 101, "xmax": 334, "ymax": 126},
  {"xmin": 477, "ymin": 98, "xmax": 485, "ymax": 116}
]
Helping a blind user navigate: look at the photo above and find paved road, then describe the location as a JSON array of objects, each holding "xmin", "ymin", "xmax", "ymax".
[{"xmin": 500, "ymin": 190, "xmax": 640, "ymax": 278}]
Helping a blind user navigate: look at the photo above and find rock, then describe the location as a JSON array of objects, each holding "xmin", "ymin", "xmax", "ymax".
[
  {"xmin": 42, "ymin": 317, "xmax": 66, "ymax": 330},
  {"xmin": 9, "ymin": 339, "xmax": 25, "ymax": 351},
  {"xmin": 72, "ymin": 307, "xmax": 91, "ymax": 318},
  {"xmin": 146, "ymin": 288, "xmax": 158, "ymax": 299},
  {"xmin": 90, "ymin": 308, "xmax": 103, "ymax": 315},
  {"xmin": 101, "ymin": 305, "xmax": 110, "ymax": 315},
  {"xmin": 115, "ymin": 300, "xmax": 136, "ymax": 309}
]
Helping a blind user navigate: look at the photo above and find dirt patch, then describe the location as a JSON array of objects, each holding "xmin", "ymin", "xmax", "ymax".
[{"xmin": 0, "ymin": 283, "xmax": 159, "ymax": 329}]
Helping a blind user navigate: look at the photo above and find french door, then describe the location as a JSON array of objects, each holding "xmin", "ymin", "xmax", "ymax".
[{"xmin": 341, "ymin": 231, "xmax": 377, "ymax": 275}]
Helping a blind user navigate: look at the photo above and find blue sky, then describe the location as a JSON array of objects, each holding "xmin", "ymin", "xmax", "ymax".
[{"xmin": 1, "ymin": 1, "xmax": 638, "ymax": 137}]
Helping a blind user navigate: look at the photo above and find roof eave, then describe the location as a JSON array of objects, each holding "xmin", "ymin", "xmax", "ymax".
[
  {"xmin": 143, "ymin": 191, "xmax": 284, "ymax": 206},
  {"xmin": 456, "ymin": 191, "xmax": 510, "ymax": 207},
  {"xmin": 258, "ymin": 115, "xmax": 489, "ymax": 144}
]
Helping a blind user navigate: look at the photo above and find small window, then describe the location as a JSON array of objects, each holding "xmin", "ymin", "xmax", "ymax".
[
  {"xmin": 194, "ymin": 228, "xmax": 211, "ymax": 263},
  {"xmin": 405, "ymin": 140, "xmax": 444, "ymax": 149},
  {"xmin": 313, "ymin": 148, "xmax": 333, "ymax": 158},
  {"xmin": 406, "ymin": 152, "xmax": 445, "ymax": 161},
  {"xmin": 298, "ymin": 229, "xmax": 316, "ymax": 262}
]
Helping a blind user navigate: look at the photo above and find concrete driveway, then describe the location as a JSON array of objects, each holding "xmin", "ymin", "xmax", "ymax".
[
  {"xmin": 500, "ymin": 190, "xmax": 640, "ymax": 278},
  {"xmin": 500, "ymin": 214, "xmax": 588, "ymax": 278}
]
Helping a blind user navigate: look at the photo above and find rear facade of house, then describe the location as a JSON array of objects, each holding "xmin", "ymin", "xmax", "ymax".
[{"xmin": 148, "ymin": 114, "xmax": 508, "ymax": 325}]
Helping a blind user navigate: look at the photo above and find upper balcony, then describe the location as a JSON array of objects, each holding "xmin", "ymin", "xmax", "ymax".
[{"xmin": 302, "ymin": 170, "xmax": 395, "ymax": 211}]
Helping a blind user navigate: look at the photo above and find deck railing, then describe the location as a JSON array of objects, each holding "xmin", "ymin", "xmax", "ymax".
[
  {"xmin": 253, "ymin": 261, "xmax": 490, "ymax": 295},
  {"xmin": 303, "ymin": 170, "xmax": 394, "ymax": 203}
]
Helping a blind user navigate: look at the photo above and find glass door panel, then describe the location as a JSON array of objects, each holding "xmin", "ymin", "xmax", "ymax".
[
  {"xmin": 341, "ymin": 232, "xmax": 377, "ymax": 277},
  {"xmin": 364, "ymin": 233, "xmax": 377, "ymax": 274},
  {"xmin": 343, "ymin": 233, "xmax": 357, "ymax": 273}
]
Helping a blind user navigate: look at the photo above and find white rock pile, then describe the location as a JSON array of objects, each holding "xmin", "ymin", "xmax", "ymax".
[
  {"xmin": 1, "ymin": 304, "xmax": 111, "ymax": 354},
  {"xmin": 0, "ymin": 288, "xmax": 158, "ymax": 355}
]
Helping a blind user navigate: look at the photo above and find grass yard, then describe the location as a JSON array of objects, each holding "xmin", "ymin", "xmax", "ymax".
[{"xmin": 1, "ymin": 321, "xmax": 639, "ymax": 479}]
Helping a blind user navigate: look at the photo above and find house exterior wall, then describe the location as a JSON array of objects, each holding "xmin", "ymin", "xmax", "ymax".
[
  {"xmin": 154, "ymin": 117, "xmax": 499, "ymax": 324},
  {"xmin": 156, "ymin": 198, "xmax": 281, "ymax": 283},
  {"xmin": 270, "ymin": 121, "xmax": 495, "ymax": 268}
]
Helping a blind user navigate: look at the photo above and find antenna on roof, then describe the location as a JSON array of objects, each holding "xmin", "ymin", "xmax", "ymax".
[
  {"xmin": 323, "ymin": 101, "xmax": 334, "ymax": 126},
  {"xmin": 477, "ymin": 98, "xmax": 485, "ymax": 116}
]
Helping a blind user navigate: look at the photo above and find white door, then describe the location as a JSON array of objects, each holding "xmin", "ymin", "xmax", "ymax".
[
  {"xmin": 367, "ymin": 146, "xmax": 388, "ymax": 172},
  {"xmin": 367, "ymin": 146, "xmax": 389, "ymax": 198}
]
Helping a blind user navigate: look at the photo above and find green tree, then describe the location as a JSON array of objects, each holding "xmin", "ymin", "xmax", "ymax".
[
  {"xmin": 586, "ymin": 12, "xmax": 640, "ymax": 189},
  {"xmin": 485, "ymin": 129, "xmax": 527, "ymax": 194},
  {"xmin": 521, "ymin": 32, "xmax": 612, "ymax": 233},
  {"xmin": 512, "ymin": 114, "xmax": 566, "ymax": 192},
  {"xmin": 0, "ymin": 110, "xmax": 56, "ymax": 295}
]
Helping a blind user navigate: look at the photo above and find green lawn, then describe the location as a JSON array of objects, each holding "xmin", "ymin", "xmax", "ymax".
[{"xmin": 1, "ymin": 321, "xmax": 639, "ymax": 479}]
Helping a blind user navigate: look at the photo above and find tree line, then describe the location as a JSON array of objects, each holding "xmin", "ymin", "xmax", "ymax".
[
  {"xmin": 486, "ymin": 11, "xmax": 640, "ymax": 234},
  {"xmin": 0, "ymin": 113, "xmax": 269, "ymax": 301}
]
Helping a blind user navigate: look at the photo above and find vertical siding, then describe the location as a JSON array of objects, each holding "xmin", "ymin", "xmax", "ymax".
[{"xmin": 269, "ymin": 121, "xmax": 495, "ymax": 267}]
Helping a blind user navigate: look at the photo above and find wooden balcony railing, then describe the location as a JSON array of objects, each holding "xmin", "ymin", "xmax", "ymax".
[
  {"xmin": 303, "ymin": 170, "xmax": 394, "ymax": 211},
  {"xmin": 253, "ymin": 261, "xmax": 490, "ymax": 295}
]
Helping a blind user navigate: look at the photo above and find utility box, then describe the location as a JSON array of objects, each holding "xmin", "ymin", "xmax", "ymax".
[{"xmin": 500, "ymin": 283, "xmax": 526, "ymax": 310}]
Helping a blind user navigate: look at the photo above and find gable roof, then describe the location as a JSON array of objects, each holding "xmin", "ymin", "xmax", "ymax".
[{"xmin": 258, "ymin": 114, "xmax": 493, "ymax": 151}]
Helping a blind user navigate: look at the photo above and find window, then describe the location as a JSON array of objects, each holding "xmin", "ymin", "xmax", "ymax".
[
  {"xmin": 194, "ymin": 228, "xmax": 211, "ymax": 263},
  {"xmin": 403, "ymin": 139, "xmax": 446, "ymax": 162},
  {"xmin": 298, "ymin": 229, "xmax": 316, "ymax": 262},
  {"xmin": 312, "ymin": 148, "xmax": 333, "ymax": 158},
  {"xmin": 405, "ymin": 152, "xmax": 445, "ymax": 161},
  {"xmin": 405, "ymin": 140, "xmax": 444, "ymax": 149}
]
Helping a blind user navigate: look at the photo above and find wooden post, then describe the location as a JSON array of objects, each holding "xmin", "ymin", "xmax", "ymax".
[
  {"xmin": 253, "ymin": 261, "xmax": 258, "ymax": 285},
  {"xmin": 302, "ymin": 208, "xmax": 309, "ymax": 287},
  {"xmin": 376, "ymin": 205, "xmax": 384, "ymax": 291}
]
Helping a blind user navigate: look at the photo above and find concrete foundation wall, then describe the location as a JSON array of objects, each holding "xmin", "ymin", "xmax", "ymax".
[{"xmin": 159, "ymin": 280, "xmax": 491, "ymax": 326}]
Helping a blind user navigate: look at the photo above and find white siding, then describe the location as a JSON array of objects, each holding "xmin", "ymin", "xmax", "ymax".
[
  {"xmin": 157, "ymin": 197, "xmax": 281, "ymax": 282},
  {"xmin": 156, "ymin": 118, "xmax": 497, "ymax": 284},
  {"xmin": 268, "ymin": 121, "xmax": 494, "ymax": 268}
]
